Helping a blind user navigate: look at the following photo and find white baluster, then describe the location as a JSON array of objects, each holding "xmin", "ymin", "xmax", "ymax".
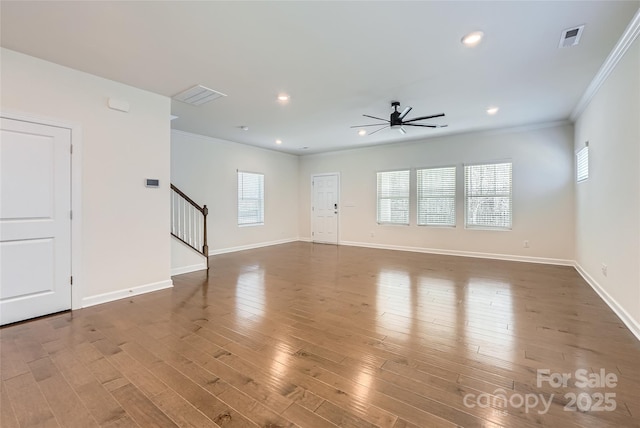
[{"xmin": 171, "ymin": 191, "xmax": 176, "ymax": 235}]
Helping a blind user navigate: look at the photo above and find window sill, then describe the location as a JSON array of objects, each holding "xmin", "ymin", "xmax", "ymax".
[{"xmin": 464, "ymin": 226, "xmax": 512, "ymax": 231}]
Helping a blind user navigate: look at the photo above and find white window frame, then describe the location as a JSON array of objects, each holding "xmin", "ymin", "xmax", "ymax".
[
  {"xmin": 376, "ymin": 169, "xmax": 410, "ymax": 225},
  {"xmin": 237, "ymin": 171, "xmax": 264, "ymax": 226},
  {"xmin": 417, "ymin": 166, "xmax": 456, "ymax": 227},
  {"xmin": 576, "ymin": 145, "xmax": 589, "ymax": 182},
  {"xmin": 464, "ymin": 161, "xmax": 512, "ymax": 230}
]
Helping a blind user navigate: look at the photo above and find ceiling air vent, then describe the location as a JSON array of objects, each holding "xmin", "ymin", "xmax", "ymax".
[
  {"xmin": 172, "ymin": 84, "xmax": 227, "ymax": 106},
  {"xmin": 558, "ymin": 25, "xmax": 585, "ymax": 48}
]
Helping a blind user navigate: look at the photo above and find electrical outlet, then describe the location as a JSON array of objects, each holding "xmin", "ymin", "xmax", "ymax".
[
  {"xmin": 601, "ymin": 264, "xmax": 608, "ymax": 277},
  {"xmin": 523, "ymin": 240, "xmax": 530, "ymax": 248},
  {"xmin": 370, "ymin": 231, "xmax": 375, "ymax": 237}
]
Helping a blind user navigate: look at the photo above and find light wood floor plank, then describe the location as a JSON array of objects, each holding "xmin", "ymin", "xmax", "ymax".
[
  {"xmin": 28, "ymin": 356, "xmax": 99, "ymax": 427},
  {"xmin": 0, "ymin": 380, "xmax": 20, "ymax": 428},
  {"xmin": 3, "ymin": 372, "xmax": 59, "ymax": 427}
]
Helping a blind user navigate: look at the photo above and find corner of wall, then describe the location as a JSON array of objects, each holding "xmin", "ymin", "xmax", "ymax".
[{"xmin": 574, "ymin": 263, "xmax": 640, "ymax": 341}]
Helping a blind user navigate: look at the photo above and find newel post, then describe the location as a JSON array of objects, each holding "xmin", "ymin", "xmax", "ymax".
[{"xmin": 202, "ymin": 205, "xmax": 209, "ymax": 270}]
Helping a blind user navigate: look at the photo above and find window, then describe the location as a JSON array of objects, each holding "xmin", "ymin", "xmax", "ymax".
[
  {"xmin": 377, "ymin": 170, "xmax": 410, "ymax": 224},
  {"xmin": 237, "ymin": 171, "xmax": 264, "ymax": 226},
  {"xmin": 417, "ymin": 166, "xmax": 456, "ymax": 226},
  {"xmin": 576, "ymin": 146, "xmax": 589, "ymax": 182},
  {"xmin": 464, "ymin": 162, "xmax": 512, "ymax": 230}
]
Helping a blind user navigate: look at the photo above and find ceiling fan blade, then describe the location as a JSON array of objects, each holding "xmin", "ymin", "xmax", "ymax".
[
  {"xmin": 399, "ymin": 126, "xmax": 407, "ymax": 135},
  {"xmin": 363, "ymin": 114, "xmax": 390, "ymax": 122},
  {"xmin": 399, "ymin": 106, "xmax": 412, "ymax": 120},
  {"xmin": 350, "ymin": 123, "xmax": 388, "ymax": 128},
  {"xmin": 402, "ymin": 113, "xmax": 445, "ymax": 124},
  {"xmin": 404, "ymin": 123, "xmax": 448, "ymax": 128},
  {"xmin": 368, "ymin": 125, "xmax": 390, "ymax": 135}
]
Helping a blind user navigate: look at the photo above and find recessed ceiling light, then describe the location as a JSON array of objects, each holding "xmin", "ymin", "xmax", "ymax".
[
  {"xmin": 461, "ymin": 31, "xmax": 484, "ymax": 47},
  {"xmin": 275, "ymin": 139, "xmax": 283, "ymax": 145},
  {"xmin": 358, "ymin": 129, "xmax": 367, "ymax": 136},
  {"xmin": 487, "ymin": 107, "xmax": 499, "ymax": 115},
  {"xmin": 277, "ymin": 94, "xmax": 290, "ymax": 102}
]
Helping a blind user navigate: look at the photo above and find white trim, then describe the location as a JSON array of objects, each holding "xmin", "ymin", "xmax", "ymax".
[
  {"xmin": 81, "ymin": 279, "xmax": 173, "ymax": 308},
  {"xmin": 571, "ymin": 8, "xmax": 640, "ymax": 120},
  {"xmin": 574, "ymin": 263, "xmax": 640, "ymax": 342},
  {"xmin": 0, "ymin": 110, "xmax": 84, "ymax": 310},
  {"xmin": 338, "ymin": 240, "xmax": 574, "ymax": 266},
  {"xmin": 208, "ymin": 238, "xmax": 299, "ymax": 256},
  {"xmin": 70, "ymin": 126, "xmax": 83, "ymax": 310},
  {"xmin": 171, "ymin": 263, "xmax": 207, "ymax": 276}
]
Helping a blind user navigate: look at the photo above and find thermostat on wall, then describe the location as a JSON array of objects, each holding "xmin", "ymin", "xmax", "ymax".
[{"xmin": 146, "ymin": 179, "xmax": 160, "ymax": 188}]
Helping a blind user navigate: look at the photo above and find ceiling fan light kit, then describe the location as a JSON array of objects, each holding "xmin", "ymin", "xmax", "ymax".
[{"xmin": 351, "ymin": 101, "xmax": 447, "ymax": 135}]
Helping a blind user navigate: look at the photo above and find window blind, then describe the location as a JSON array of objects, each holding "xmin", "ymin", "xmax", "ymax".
[
  {"xmin": 417, "ymin": 166, "xmax": 456, "ymax": 226},
  {"xmin": 464, "ymin": 162, "xmax": 512, "ymax": 230},
  {"xmin": 377, "ymin": 170, "xmax": 410, "ymax": 224},
  {"xmin": 238, "ymin": 171, "xmax": 264, "ymax": 226},
  {"xmin": 576, "ymin": 146, "xmax": 589, "ymax": 182}
]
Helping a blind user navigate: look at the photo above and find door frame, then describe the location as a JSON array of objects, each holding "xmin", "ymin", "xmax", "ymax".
[
  {"xmin": 1, "ymin": 110, "xmax": 83, "ymax": 310},
  {"xmin": 310, "ymin": 172, "xmax": 340, "ymax": 244}
]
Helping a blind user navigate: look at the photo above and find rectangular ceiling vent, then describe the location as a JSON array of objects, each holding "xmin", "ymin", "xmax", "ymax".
[
  {"xmin": 558, "ymin": 25, "xmax": 585, "ymax": 48},
  {"xmin": 172, "ymin": 84, "xmax": 227, "ymax": 106}
]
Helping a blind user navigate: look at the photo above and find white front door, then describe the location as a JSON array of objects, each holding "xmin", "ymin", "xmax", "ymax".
[
  {"xmin": 0, "ymin": 118, "xmax": 72, "ymax": 325},
  {"xmin": 312, "ymin": 173, "xmax": 339, "ymax": 244}
]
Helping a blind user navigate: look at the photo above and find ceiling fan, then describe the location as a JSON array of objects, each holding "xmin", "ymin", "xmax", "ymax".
[{"xmin": 351, "ymin": 101, "xmax": 447, "ymax": 135}]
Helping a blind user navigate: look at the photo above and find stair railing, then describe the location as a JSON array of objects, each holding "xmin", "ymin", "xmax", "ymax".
[{"xmin": 170, "ymin": 184, "xmax": 209, "ymax": 270}]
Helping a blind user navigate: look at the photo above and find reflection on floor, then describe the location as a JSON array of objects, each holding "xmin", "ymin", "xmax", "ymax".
[{"xmin": 2, "ymin": 242, "xmax": 639, "ymax": 427}]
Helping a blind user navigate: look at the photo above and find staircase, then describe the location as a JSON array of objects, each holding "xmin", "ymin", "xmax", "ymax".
[{"xmin": 170, "ymin": 184, "xmax": 209, "ymax": 270}]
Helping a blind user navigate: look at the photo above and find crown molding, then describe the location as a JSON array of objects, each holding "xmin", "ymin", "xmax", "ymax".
[{"xmin": 571, "ymin": 8, "xmax": 640, "ymax": 121}]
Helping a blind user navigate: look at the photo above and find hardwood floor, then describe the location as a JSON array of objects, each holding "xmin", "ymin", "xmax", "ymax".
[{"xmin": 2, "ymin": 242, "xmax": 640, "ymax": 427}]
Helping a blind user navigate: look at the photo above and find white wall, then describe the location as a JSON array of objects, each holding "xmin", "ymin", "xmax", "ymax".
[
  {"xmin": 171, "ymin": 239, "xmax": 208, "ymax": 276},
  {"xmin": 170, "ymin": 130, "xmax": 299, "ymax": 267},
  {"xmin": 574, "ymin": 37, "xmax": 640, "ymax": 336},
  {"xmin": 1, "ymin": 48, "xmax": 172, "ymax": 307},
  {"xmin": 299, "ymin": 123, "xmax": 575, "ymax": 263}
]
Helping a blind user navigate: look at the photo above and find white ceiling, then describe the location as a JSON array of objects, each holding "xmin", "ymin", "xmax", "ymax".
[{"xmin": 1, "ymin": 1, "xmax": 638, "ymax": 154}]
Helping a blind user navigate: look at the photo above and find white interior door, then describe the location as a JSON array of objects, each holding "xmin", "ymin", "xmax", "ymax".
[
  {"xmin": 312, "ymin": 174, "xmax": 339, "ymax": 244},
  {"xmin": 1, "ymin": 118, "xmax": 72, "ymax": 325}
]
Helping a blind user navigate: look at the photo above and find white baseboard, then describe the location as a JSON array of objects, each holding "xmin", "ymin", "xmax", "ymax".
[
  {"xmin": 171, "ymin": 263, "xmax": 207, "ymax": 276},
  {"xmin": 574, "ymin": 263, "xmax": 640, "ymax": 342},
  {"xmin": 76, "ymin": 240, "xmax": 639, "ymax": 343},
  {"xmin": 208, "ymin": 238, "xmax": 299, "ymax": 256},
  {"xmin": 338, "ymin": 241, "xmax": 638, "ymax": 341},
  {"xmin": 338, "ymin": 240, "xmax": 574, "ymax": 266},
  {"xmin": 81, "ymin": 279, "xmax": 173, "ymax": 309}
]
